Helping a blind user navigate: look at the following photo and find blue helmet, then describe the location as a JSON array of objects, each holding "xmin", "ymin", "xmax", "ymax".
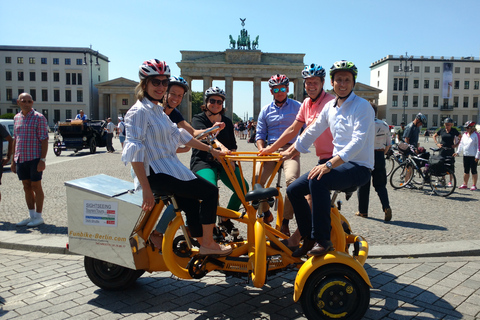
[
  {"xmin": 168, "ymin": 76, "xmax": 189, "ymax": 92},
  {"xmin": 301, "ymin": 63, "xmax": 326, "ymax": 79},
  {"xmin": 416, "ymin": 113, "xmax": 427, "ymax": 124}
]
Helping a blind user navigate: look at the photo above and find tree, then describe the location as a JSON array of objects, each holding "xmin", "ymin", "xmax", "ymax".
[{"xmin": 191, "ymin": 91, "xmax": 204, "ymax": 116}]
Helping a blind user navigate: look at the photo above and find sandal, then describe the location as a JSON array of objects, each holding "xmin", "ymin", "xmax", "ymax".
[{"xmin": 355, "ymin": 212, "xmax": 368, "ymax": 218}]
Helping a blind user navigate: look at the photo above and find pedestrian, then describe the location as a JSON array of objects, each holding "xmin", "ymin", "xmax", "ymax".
[
  {"xmin": 122, "ymin": 59, "xmax": 231, "ymax": 256},
  {"xmin": 0, "ymin": 122, "xmax": 13, "ymax": 203},
  {"xmin": 105, "ymin": 117, "xmax": 116, "ymax": 152},
  {"xmin": 403, "ymin": 113, "xmax": 427, "ymax": 148},
  {"xmin": 424, "ymin": 129, "xmax": 430, "ymax": 142},
  {"xmin": 117, "ymin": 116, "xmax": 126, "ymax": 149},
  {"xmin": 396, "ymin": 122, "xmax": 405, "ymax": 143},
  {"xmin": 283, "ymin": 60, "xmax": 374, "ymax": 257},
  {"xmin": 433, "ymin": 117, "xmax": 461, "ymax": 186},
  {"xmin": 254, "ymin": 74, "xmax": 302, "ymax": 236},
  {"xmin": 12, "ymin": 93, "xmax": 49, "ymax": 227},
  {"xmin": 454, "ymin": 121, "xmax": 479, "ymax": 191},
  {"xmin": 356, "ymin": 103, "xmax": 392, "ymax": 221}
]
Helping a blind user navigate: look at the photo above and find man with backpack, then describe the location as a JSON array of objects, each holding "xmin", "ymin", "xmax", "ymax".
[{"xmin": 117, "ymin": 116, "xmax": 126, "ymax": 149}]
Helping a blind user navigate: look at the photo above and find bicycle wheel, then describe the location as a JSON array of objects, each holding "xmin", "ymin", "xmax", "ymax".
[
  {"xmin": 410, "ymin": 167, "xmax": 424, "ymax": 186},
  {"xmin": 390, "ymin": 163, "xmax": 413, "ymax": 189},
  {"xmin": 429, "ymin": 168, "xmax": 456, "ymax": 197},
  {"xmin": 385, "ymin": 155, "xmax": 395, "ymax": 177}
]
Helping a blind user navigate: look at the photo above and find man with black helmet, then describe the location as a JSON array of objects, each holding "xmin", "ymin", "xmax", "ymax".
[
  {"xmin": 403, "ymin": 113, "xmax": 426, "ymax": 148},
  {"xmin": 282, "ymin": 60, "xmax": 374, "ymax": 257}
]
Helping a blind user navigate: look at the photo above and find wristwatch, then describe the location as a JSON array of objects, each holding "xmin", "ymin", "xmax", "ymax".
[
  {"xmin": 40, "ymin": 158, "xmax": 46, "ymax": 162},
  {"xmin": 325, "ymin": 161, "xmax": 333, "ymax": 170}
]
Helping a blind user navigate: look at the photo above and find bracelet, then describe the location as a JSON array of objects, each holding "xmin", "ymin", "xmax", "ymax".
[{"xmin": 208, "ymin": 145, "xmax": 213, "ymax": 153}]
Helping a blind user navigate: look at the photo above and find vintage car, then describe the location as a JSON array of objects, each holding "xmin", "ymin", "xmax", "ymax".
[{"xmin": 53, "ymin": 119, "xmax": 107, "ymax": 156}]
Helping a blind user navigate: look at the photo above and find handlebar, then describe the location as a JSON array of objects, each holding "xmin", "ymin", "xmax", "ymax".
[{"xmin": 195, "ymin": 125, "xmax": 220, "ymax": 140}]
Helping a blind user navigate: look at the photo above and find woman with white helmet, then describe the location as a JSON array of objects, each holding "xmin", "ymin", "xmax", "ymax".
[
  {"xmin": 121, "ymin": 60, "xmax": 232, "ymax": 256},
  {"xmin": 454, "ymin": 121, "xmax": 479, "ymax": 190},
  {"xmin": 190, "ymin": 86, "xmax": 249, "ymax": 233}
]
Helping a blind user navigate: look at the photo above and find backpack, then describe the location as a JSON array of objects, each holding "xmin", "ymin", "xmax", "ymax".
[{"xmin": 119, "ymin": 122, "xmax": 126, "ymax": 136}]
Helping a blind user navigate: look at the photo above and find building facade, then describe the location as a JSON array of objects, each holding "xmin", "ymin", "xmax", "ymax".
[
  {"xmin": 0, "ymin": 45, "xmax": 108, "ymax": 126},
  {"xmin": 370, "ymin": 55, "xmax": 480, "ymax": 128}
]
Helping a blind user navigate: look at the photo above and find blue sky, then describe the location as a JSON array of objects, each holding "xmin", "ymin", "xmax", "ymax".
[{"xmin": 2, "ymin": 0, "xmax": 479, "ymax": 119}]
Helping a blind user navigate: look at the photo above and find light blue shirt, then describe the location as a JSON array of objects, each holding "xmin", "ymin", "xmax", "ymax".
[
  {"xmin": 121, "ymin": 98, "xmax": 196, "ymax": 181},
  {"xmin": 294, "ymin": 93, "xmax": 375, "ymax": 170},
  {"xmin": 255, "ymin": 98, "xmax": 302, "ymax": 145}
]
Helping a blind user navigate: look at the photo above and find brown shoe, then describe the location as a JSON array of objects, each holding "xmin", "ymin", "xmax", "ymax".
[
  {"xmin": 292, "ymin": 238, "xmax": 316, "ymax": 257},
  {"xmin": 307, "ymin": 240, "xmax": 334, "ymax": 257},
  {"xmin": 384, "ymin": 208, "xmax": 392, "ymax": 222}
]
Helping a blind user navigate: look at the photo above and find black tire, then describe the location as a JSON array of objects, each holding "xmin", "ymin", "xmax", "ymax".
[
  {"xmin": 300, "ymin": 264, "xmax": 370, "ymax": 320},
  {"xmin": 429, "ymin": 168, "xmax": 456, "ymax": 197},
  {"xmin": 390, "ymin": 163, "xmax": 413, "ymax": 189},
  {"xmin": 53, "ymin": 141, "xmax": 61, "ymax": 156},
  {"xmin": 89, "ymin": 138, "xmax": 97, "ymax": 154},
  {"xmin": 385, "ymin": 156, "xmax": 395, "ymax": 177},
  {"xmin": 84, "ymin": 256, "xmax": 144, "ymax": 290}
]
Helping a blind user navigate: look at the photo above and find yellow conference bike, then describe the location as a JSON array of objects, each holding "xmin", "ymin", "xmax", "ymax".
[{"xmin": 66, "ymin": 127, "xmax": 371, "ymax": 320}]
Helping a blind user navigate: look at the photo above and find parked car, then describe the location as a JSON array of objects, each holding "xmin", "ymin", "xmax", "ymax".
[{"xmin": 0, "ymin": 119, "xmax": 14, "ymax": 165}]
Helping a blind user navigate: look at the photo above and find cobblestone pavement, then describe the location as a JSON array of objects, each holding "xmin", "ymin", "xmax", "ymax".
[
  {"xmin": 1, "ymin": 248, "xmax": 479, "ymax": 319},
  {"xmin": 0, "ymin": 135, "xmax": 478, "ymax": 247}
]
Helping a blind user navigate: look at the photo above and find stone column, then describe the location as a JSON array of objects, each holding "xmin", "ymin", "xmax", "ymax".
[
  {"xmin": 203, "ymin": 76, "xmax": 213, "ymax": 98},
  {"xmin": 253, "ymin": 77, "xmax": 261, "ymax": 120},
  {"xmin": 180, "ymin": 76, "xmax": 193, "ymax": 121},
  {"xmin": 129, "ymin": 93, "xmax": 135, "ymax": 108},
  {"xmin": 225, "ymin": 76, "xmax": 233, "ymax": 120},
  {"xmin": 98, "ymin": 93, "xmax": 104, "ymax": 120},
  {"xmin": 111, "ymin": 94, "xmax": 117, "ymax": 120},
  {"xmin": 294, "ymin": 78, "xmax": 304, "ymax": 102}
]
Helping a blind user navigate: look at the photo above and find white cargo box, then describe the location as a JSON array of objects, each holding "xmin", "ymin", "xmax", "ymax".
[{"xmin": 66, "ymin": 174, "xmax": 148, "ymax": 269}]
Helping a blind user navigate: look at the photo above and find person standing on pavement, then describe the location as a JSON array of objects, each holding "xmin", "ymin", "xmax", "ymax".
[
  {"xmin": 105, "ymin": 117, "xmax": 116, "ymax": 153},
  {"xmin": 282, "ymin": 60, "xmax": 374, "ymax": 257},
  {"xmin": 254, "ymin": 74, "xmax": 302, "ymax": 235},
  {"xmin": 260, "ymin": 63, "xmax": 335, "ymax": 248},
  {"xmin": 356, "ymin": 103, "xmax": 392, "ymax": 221},
  {"xmin": 117, "ymin": 117, "xmax": 126, "ymax": 149},
  {"xmin": 12, "ymin": 93, "xmax": 49, "ymax": 227},
  {"xmin": 403, "ymin": 113, "xmax": 427, "ymax": 148},
  {"xmin": 0, "ymin": 122, "xmax": 13, "ymax": 203},
  {"xmin": 433, "ymin": 117, "xmax": 461, "ymax": 158},
  {"xmin": 396, "ymin": 122, "xmax": 405, "ymax": 143},
  {"xmin": 454, "ymin": 121, "xmax": 478, "ymax": 190}
]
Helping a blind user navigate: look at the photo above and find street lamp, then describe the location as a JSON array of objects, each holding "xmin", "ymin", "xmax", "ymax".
[
  {"xmin": 398, "ymin": 52, "xmax": 413, "ymax": 124},
  {"xmin": 83, "ymin": 46, "xmax": 100, "ymax": 119}
]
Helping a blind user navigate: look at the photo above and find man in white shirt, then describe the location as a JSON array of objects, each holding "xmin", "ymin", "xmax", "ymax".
[
  {"xmin": 282, "ymin": 61, "xmax": 375, "ymax": 257},
  {"xmin": 105, "ymin": 117, "xmax": 116, "ymax": 153}
]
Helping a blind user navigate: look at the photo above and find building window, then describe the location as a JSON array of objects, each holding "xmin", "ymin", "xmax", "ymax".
[
  {"xmin": 29, "ymin": 57, "xmax": 35, "ymax": 64},
  {"xmin": 475, "ymin": 68, "xmax": 480, "ymax": 74},
  {"xmin": 465, "ymin": 81, "xmax": 470, "ymax": 90},
  {"xmin": 454, "ymin": 81, "xmax": 459, "ymax": 89},
  {"xmin": 424, "ymin": 80, "xmax": 429, "ymax": 89},
  {"xmin": 378, "ymin": 70, "xmax": 380, "ymax": 77},
  {"xmin": 392, "ymin": 114, "xmax": 397, "ymax": 125},
  {"xmin": 72, "ymin": 73, "xmax": 76, "ymax": 85},
  {"xmin": 413, "ymin": 96, "xmax": 418, "ymax": 107},
  {"xmin": 423, "ymin": 96, "xmax": 428, "ymax": 107},
  {"xmin": 393, "ymin": 78, "xmax": 398, "ymax": 91},
  {"xmin": 434, "ymin": 80, "xmax": 440, "ymax": 89},
  {"xmin": 41, "ymin": 72, "xmax": 47, "ymax": 81},
  {"xmin": 78, "ymin": 73, "xmax": 82, "ymax": 85},
  {"xmin": 455, "ymin": 67, "xmax": 460, "ymax": 73},
  {"xmin": 435, "ymin": 66, "xmax": 440, "ymax": 73},
  {"xmin": 41, "ymin": 58, "xmax": 47, "ymax": 64},
  {"xmin": 5, "ymin": 71, "xmax": 12, "ymax": 81},
  {"xmin": 18, "ymin": 71, "xmax": 24, "ymax": 81},
  {"xmin": 66, "ymin": 73, "xmax": 70, "ymax": 85},
  {"xmin": 464, "ymin": 97, "xmax": 469, "ymax": 108},
  {"xmin": 454, "ymin": 96, "xmax": 459, "ymax": 108},
  {"xmin": 474, "ymin": 97, "xmax": 478, "ymax": 108},
  {"xmin": 30, "ymin": 72, "xmax": 36, "ymax": 81},
  {"xmin": 77, "ymin": 90, "xmax": 83, "ymax": 102},
  {"xmin": 393, "ymin": 66, "xmax": 399, "ymax": 72},
  {"xmin": 465, "ymin": 67, "xmax": 470, "ymax": 74},
  {"xmin": 399, "ymin": 78, "xmax": 403, "ymax": 91},
  {"xmin": 18, "ymin": 89, "xmax": 24, "ymax": 96},
  {"xmin": 54, "ymin": 110, "xmax": 60, "ymax": 123},
  {"xmin": 424, "ymin": 66, "xmax": 430, "ymax": 73},
  {"xmin": 6, "ymin": 89, "xmax": 12, "ymax": 101},
  {"xmin": 42, "ymin": 89, "xmax": 48, "ymax": 101},
  {"xmin": 53, "ymin": 58, "xmax": 59, "ymax": 65},
  {"xmin": 413, "ymin": 79, "xmax": 419, "ymax": 89},
  {"xmin": 392, "ymin": 95, "xmax": 398, "ymax": 107},
  {"xmin": 65, "ymin": 90, "xmax": 72, "ymax": 102},
  {"xmin": 414, "ymin": 66, "xmax": 420, "ymax": 73},
  {"xmin": 17, "ymin": 57, "xmax": 24, "ymax": 64},
  {"xmin": 433, "ymin": 96, "xmax": 439, "ymax": 107},
  {"xmin": 66, "ymin": 110, "xmax": 72, "ymax": 119},
  {"xmin": 54, "ymin": 90, "xmax": 60, "ymax": 102},
  {"xmin": 443, "ymin": 99, "xmax": 449, "ymax": 108},
  {"xmin": 65, "ymin": 58, "xmax": 71, "ymax": 65},
  {"xmin": 403, "ymin": 95, "xmax": 408, "ymax": 107},
  {"xmin": 5, "ymin": 57, "xmax": 12, "ymax": 64},
  {"xmin": 53, "ymin": 72, "xmax": 59, "ymax": 82},
  {"xmin": 76, "ymin": 58, "xmax": 83, "ymax": 65},
  {"xmin": 31, "ymin": 89, "xmax": 36, "ymax": 101},
  {"xmin": 475, "ymin": 81, "xmax": 479, "ymax": 90},
  {"xmin": 122, "ymin": 99, "xmax": 128, "ymax": 105}
]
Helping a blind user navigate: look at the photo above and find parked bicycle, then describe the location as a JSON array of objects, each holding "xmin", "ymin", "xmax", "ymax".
[
  {"xmin": 390, "ymin": 145, "xmax": 456, "ymax": 197},
  {"xmin": 385, "ymin": 144, "xmax": 404, "ymax": 176}
]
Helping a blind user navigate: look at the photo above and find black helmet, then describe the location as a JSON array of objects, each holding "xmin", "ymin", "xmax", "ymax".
[{"xmin": 444, "ymin": 117, "xmax": 454, "ymax": 124}]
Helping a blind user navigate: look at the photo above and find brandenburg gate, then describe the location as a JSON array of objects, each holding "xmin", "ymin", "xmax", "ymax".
[{"xmin": 176, "ymin": 20, "xmax": 305, "ymax": 121}]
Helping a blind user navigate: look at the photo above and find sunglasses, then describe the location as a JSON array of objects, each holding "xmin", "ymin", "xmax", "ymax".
[
  {"xmin": 150, "ymin": 78, "xmax": 170, "ymax": 87},
  {"xmin": 209, "ymin": 98, "xmax": 224, "ymax": 105},
  {"xmin": 272, "ymin": 87, "xmax": 287, "ymax": 94}
]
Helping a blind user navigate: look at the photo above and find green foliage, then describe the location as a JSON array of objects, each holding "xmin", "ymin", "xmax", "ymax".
[
  {"xmin": 191, "ymin": 91, "xmax": 204, "ymax": 116},
  {"xmin": 232, "ymin": 113, "xmax": 241, "ymax": 122},
  {"xmin": 0, "ymin": 113, "xmax": 15, "ymax": 119}
]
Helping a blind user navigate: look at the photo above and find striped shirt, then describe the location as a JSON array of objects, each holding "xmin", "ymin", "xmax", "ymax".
[
  {"xmin": 121, "ymin": 98, "xmax": 196, "ymax": 181},
  {"xmin": 13, "ymin": 109, "xmax": 49, "ymax": 163}
]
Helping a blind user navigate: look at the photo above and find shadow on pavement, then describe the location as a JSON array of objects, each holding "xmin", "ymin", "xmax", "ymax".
[
  {"xmin": 365, "ymin": 218, "xmax": 447, "ymax": 231},
  {"xmin": 0, "ymin": 221, "xmax": 67, "ymax": 235}
]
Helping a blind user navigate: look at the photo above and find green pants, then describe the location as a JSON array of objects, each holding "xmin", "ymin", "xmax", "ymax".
[{"xmin": 196, "ymin": 166, "xmax": 249, "ymax": 212}]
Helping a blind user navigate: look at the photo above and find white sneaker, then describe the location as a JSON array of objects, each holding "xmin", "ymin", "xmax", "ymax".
[
  {"xmin": 16, "ymin": 218, "xmax": 32, "ymax": 226},
  {"xmin": 26, "ymin": 217, "xmax": 44, "ymax": 227}
]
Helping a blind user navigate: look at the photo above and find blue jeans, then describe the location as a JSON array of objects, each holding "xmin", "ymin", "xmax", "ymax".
[
  {"xmin": 357, "ymin": 151, "xmax": 390, "ymax": 213},
  {"xmin": 287, "ymin": 162, "xmax": 371, "ymax": 242}
]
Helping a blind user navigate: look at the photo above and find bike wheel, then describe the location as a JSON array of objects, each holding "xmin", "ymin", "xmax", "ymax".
[
  {"xmin": 410, "ymin": 167, "xmax": 424, "ymax": 186},
  {"xmin": 429, "ymin": 168, "xmax": 456, "ymax": 197},
  {"xmin": 390, "ymin": 163, "xmax": 413, "ymax": 189},
  {"xmin": 53, "ymin": 141, "xmax": 61, "ymax": 156},
  {"xmin": 84, "ymin": 256, "xmax": 144, "ymax": 290},
  {"xmin": 300, "ymin": 264, "xmax": 370, "ymax": 320},
  {"xmin": 385, "ymin": 156, "xmax": 395, "ymax": 177}
]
